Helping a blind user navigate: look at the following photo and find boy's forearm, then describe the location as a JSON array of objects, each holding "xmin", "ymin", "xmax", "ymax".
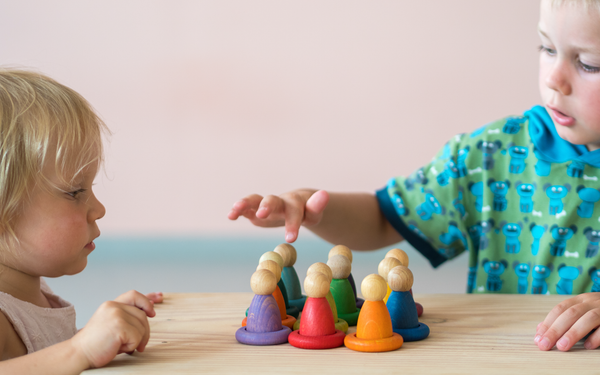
[
  {"xmin": 0, "ymin": 339, "xmax": 89, "ymax": 374},
  {"xmin": 305, "ymin": 192, "xmax": 403, "ymax": 250}
]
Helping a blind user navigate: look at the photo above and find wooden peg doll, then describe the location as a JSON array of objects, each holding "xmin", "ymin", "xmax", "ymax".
[
  {"xmin": 344, "ymin": 274, "xmax": 403, "ymax": 352},
  {"xmin": 235, "ymin": 269, "xmax": 291, "ymax": 345}
]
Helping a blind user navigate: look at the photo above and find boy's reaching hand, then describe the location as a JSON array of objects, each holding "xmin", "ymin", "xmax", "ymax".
[
  {"xmin": 535, "ymin": 292, "xmax": 600, "ymax": 351},
  {"xmin": 71, "ymin": 290, "xmax": 156, "ymax": 369},
  {"xmin": 228, "ymin": 189, "xmax": 329, "ymax": 243}
]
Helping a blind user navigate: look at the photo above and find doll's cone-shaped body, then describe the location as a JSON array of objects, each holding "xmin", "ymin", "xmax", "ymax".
[
  {"xmin": 383, "ymin": 284, "xmax": 392, "ymax": 303},
  {"xmin": 409, "ymin": 289, "xmax": 424, "ymax": 317},
  {"xmin": 242, "ymin": 286, "xmax": 296, "ymax": 328},
  {"xmin": 348, "ymin": 273, "xmax": 365, "ymax": 308},
  {"xmin": 245, "ymin": 279, "xmax": 300, "ymax": 319},
  {"xmin": 281, "ymin": 266, "xmax": 306, "ymax": 311},
  {"xmin": 288, "ymin": 297, "xmax": 346, "ymax": 349},
  {"xmin": 330, "ymin": 278, "xmax": 361, "ymax": 326},
  {"xmin": 344, "ymin": 300, "xmax": 403, "ymax": 352},
  {"xmin": 293, "ymin": 290, "xmax": 349, "ymax": 332},
  {"xmin": 387, "ymin": 290, "xmax": 429, "ymax": 341},
  {"xmin": 236, "ymin": 294, "xmax": 291, "ymax": 345},
  {"xmin": 383, "ymin": 286, "xmax": 423, "ymax": 317},
  {"xmin": 278, "ymin": 278, "xmax": 300, "ymax": 318}
]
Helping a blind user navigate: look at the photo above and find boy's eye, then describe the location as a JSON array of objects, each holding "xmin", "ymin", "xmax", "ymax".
[
  {"xmin": 579, "ymin": 60, "xmax": 600, "ymax": 73},
  {"xmin": 538, "ymin": 45, "xmax": 556, "ymax": 56}
]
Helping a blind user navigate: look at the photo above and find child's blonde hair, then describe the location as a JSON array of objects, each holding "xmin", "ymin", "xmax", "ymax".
[
  {"xmin": 549, "ymin": 0, "xmax": 600, "ymax": 11},
  {"xmin": 0, "ymin": 69, "xmax": 108, "ymax": 253}
]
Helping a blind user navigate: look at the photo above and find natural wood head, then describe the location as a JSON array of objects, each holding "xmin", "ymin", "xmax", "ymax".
[
  {"xmin": 307, "ymin": 262, "xmax": 333, "ymax": 283},
  {"xmin": 304, "ymin": 272, "xmax": 330, "ymax": 298},
  {"xmin": 387, "ymin": 266, "xmax": 413, "ymax": 292},
  {"xmin": 385, "ymin": 248, "xmax": 409, "ymax": 267},
  {"xmin": 273, "ymin": 243, "xmax": 297, "ymax": 267},
  {"xmin": 328, "ymin": 244, "xmax": 353, "ymax": 263},
  {"xmin": 251, "ymin": 269, "xmax": 278, "ymax": 295},
  {"xmin": 361, "ymin": 274, "xmax": 387, "ymax": 301},
  {"xmin": 327, "ymin": 254, "xmax": 351, "ymax": 279},
  {"xmin": 378, "ymin": 257, "xmax": 402, "ymax": 282},
  {"xmin": 256, "ymin": 260, "xmax": 282, "ymax": 282},
  {"xmin": 259, "ymin": 251, "xmax": 284, "ymax": 269}
]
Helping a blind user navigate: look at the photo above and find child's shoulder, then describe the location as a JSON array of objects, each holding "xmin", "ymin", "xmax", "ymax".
[{"xmin": 0, "ymin": 309, "xmax": 27, "ymax": 359}]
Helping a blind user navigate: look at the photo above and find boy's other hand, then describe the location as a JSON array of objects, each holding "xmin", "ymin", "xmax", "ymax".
[
  {"xmin": 228, "ymin": 189, "xmax": 329, "ymax": 243},
  {"xmin": 535, "ymin": 292, "xmax": 600, "ymax": 351}
]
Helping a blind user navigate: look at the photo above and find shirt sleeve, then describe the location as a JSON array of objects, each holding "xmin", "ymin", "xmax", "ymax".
[{"xmin": 376, "ymin": 124, "xmax": 500, "ymax": 267}]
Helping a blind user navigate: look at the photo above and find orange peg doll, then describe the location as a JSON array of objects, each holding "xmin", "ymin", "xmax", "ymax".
[{"xmin": 344, "ymin": 274, "xmax": 403, "ymax": 352}]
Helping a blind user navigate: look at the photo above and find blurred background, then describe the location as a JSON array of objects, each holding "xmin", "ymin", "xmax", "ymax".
[{"xmin": 1, "ymin": 1, "xmax": 541, "ymax": 327}]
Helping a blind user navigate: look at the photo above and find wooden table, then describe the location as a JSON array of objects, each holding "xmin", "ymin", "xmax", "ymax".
[{"xmin": 84, "ymin": 293, "xmax": 598, "ymax": 374}]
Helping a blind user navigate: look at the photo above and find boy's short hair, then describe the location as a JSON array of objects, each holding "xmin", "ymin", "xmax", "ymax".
[
  {"xmin": 0, "ymin": 69, "xmax": 108, "ymax": 253},
  {"xmin": 549, "ymin": 0, "xmax": 600, "ymax": 11}
]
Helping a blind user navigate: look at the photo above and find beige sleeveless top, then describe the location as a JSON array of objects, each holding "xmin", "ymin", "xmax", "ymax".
[{"xmin": 0, "ymin": 279, "xmax": 77, "ymax": 353}]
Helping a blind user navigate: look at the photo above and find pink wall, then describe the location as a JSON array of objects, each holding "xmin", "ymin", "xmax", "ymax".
[{"xmin": 1, "ymin": 1, "xmax": 541, "ymax": 236}]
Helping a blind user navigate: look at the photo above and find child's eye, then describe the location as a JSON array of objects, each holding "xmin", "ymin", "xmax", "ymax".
[
  {"xmin": 579, "ymin": 60, "xmax": 600, "ymax": 73},
  {"xmin": 538, "ymin": 45, "xmax": 556, "ymax": 56},
  {"xmin": 67, "ymin": 188, "xmax": 86, "ymax": 198}
]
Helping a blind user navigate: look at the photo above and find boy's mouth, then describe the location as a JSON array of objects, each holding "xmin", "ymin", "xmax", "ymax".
[{"xmin": 548, "ymin": 105, "xmax": 575, "ymax": 127}]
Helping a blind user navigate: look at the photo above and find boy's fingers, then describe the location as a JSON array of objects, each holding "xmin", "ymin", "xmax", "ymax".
[
  {"xmin": 556, "ymin": 310, "xmax": 600, "ymax": 351},
  {"xmin": 538, "ymin": 299, "xmax": 577, "ymax": 336},
  {"xmin": 228, "ymin": 195, "xmax": 264, "ymax": 219},
  {"xmin": 257, "ymin": 195, "xmax": 283, "ymax": 219},
  {"xmin": 537, "ymin": 305, "xmax": 586, "ymax": 350},
  {"xmin": 282, "ymin": 193, "xmax": 305, "ymax": 243},
  {"xmin": 584, "ymin": 327, "xmax": 600, "ymax": 349},
  {"xmin": 304, "ymin": 190, "xmax": 329, "ymax": 225}
]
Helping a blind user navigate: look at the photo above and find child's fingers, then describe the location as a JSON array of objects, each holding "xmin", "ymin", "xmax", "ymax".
[
  {"xmin": 584, "ymin": 327, "xmax": 600, "ymax": 350},
  {"xmin": 228, "ymin": 195, "xmax": 264, "ymax": 220},
  {"xmin": 283, "ymin": 194, "xmax": 305, "ymax": 243},
  {"xmin": 554, "ymin": 310, "xmax": 600, "ymax": 351},
  {"xmin": 116, "ymin": 305, "xmax": 151, "ymax": 353},
  {"xmin": 536, "ymin": 298, "xmax": 578, "ymax": 338},
  {"xmin": 536, "ymin": 304, "xmax": 587, "ymax": 351},
  {"xmin": 145, "ymin": 292, "xmax": 163, "ymax": 304},
  {"xmin": 257, "ymin": 194, "xmax": 284, "ymax": 220},
  {"xmin": 304, "ymin": 190, "xmax": 329, "ymax": 226},
  {"xmin": 114, "ymin": 290, "xmax": 156, "ymax": 317}
]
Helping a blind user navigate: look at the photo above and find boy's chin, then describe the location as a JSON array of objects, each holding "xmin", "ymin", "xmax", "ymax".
[{"xmin": 554, "ymin": 125, "xmax": 586, "ymax": 146}]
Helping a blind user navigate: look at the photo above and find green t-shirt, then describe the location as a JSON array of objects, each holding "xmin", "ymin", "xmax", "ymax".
[{"xmin": 376, "ymin": 105, "xmax": 600, "ymax": 295}]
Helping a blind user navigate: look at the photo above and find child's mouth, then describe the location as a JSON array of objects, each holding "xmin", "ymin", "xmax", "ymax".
[
  {"xmin": 85, "ymin": 241, "xmax": 96, "ymax": 251},
  {"xmin": 548, "ymin": 106, "xmax": 575, "ymax": 127}
]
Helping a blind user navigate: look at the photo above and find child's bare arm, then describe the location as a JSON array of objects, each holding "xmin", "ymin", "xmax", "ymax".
[
  {"xmin": 535, "ymin": 293, "xmax": 600, "ymax": 351},
  {"xmin": 0, "ymin": 290, "xmax": 156, "ymax": 374},
  {"xmin": 229, "ymin": 189, "xmax": 403, "ymax": 249}
]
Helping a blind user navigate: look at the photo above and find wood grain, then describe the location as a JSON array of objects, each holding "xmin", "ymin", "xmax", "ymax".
[{"xmin": 83, "ymin": 293, "xmax": 599, "ymax": 374}]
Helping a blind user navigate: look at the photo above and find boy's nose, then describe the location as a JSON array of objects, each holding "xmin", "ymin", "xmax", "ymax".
[{"xmin": 545, "ymin": 62, "xmax": 572, "ymax": 96}]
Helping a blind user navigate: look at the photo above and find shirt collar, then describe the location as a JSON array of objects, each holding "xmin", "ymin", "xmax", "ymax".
[{"xmin": 526, "ymin": 105, "xmax": 600, "ymax": 167}]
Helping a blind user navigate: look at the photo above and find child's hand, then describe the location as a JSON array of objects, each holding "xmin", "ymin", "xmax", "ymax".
[
  {"xmin": 71, "ymin": 290, "xmax": 156, "ymax": 368},
  {"xmin": 535, "ymin": 292, "xmax": 600, "ymax": 351},
  {"xmin": 228, "ymin": 189, "xmax": 329, "ymax": 242},
  {"xmin": 145, "ymin": 292, "xmax": 164, "ymax": 304}
]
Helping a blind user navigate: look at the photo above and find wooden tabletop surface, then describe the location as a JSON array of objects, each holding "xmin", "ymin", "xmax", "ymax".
[{"xmin": 84, "ymin": 293, "xmax": 598, "ymax": 374}]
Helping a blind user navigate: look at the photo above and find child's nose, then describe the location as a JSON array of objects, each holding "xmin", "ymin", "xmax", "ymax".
[
  {"xmin": 545, "ymin": 61, "xmax": 572, "ymax": 96},
  {"xmin": 89, "ymin": 193, "xmax": 106, "ymax": 221}
]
